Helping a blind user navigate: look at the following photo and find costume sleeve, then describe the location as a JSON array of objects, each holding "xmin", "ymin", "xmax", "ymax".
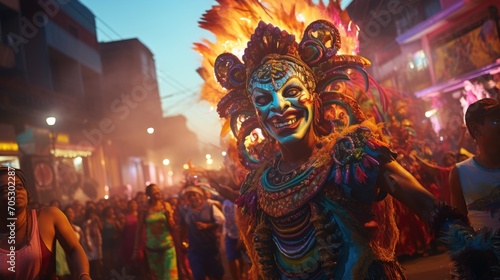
[
  {"xmin": 212, "ymin": 204, "xmax": 226, "ymax": 225},
  {"xmin": 429, "ymin": 202, "xmax": 500, "ymax": 279},
  {"xmin": 331, "ymin": 123, "xmax": 395, "ymax": 203}
]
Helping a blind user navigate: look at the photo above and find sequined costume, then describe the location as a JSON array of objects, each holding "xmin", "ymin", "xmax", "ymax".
[
  {"xmin": 211, "ymin": 19, "xmax": 500, "ymax": 280},
  {"xmin": 236, "ymin": 121, "xmax": 405, "ymax": 279}
]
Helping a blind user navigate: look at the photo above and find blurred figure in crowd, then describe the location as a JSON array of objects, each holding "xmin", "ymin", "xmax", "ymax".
[
  {"xmin": 134, "ymin": 183, "xmax": 178, "ymax": 280},
  {"xmin": 179, "ymin": 185, "xmax": 225, "ymax": 280},
  {"xmin": 120, "ymin": 199, "xmax": 148, "ymax": 279},
  {"xmin": 83, "ymin": 205, "xmax": 103, "ymax": 279},
  {"xmin": 101, "ymin": 206, "xmax": 122, "ymax": 274}
]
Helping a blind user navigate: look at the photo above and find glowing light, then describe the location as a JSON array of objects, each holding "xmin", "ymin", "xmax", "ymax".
[
  {"xmin": 104, "ymin": 185, "xmax": 109, "ymax": 200},
  {"xmin": 425, "ymin": 109, "xmax": 437, "ymax": 118},
  {"xmin": 221, "ymin": 151, "xmax": 227, "ymax": 156},
  {"xmin": 183, "ymin": 164, "xmax": 189, "ymax": 169},
  {"xmin": 0, "ymin": 142, "xmax": 18, "ymax": 152},
  {"xmin": 205, "ymin": 154, "xmax": 212, "ymax": 159},
  {"xmin": 195, "ymin": 0, "xmax": 359, "ymax": 106},
  {"xmin": 46, "ymin": 117, "xmax": 56, "ymax": 126},
  {"xmin": 296, "ymin": 13, "xmax": 306, "ymax": 22},
  {"xmin": 207, "ymin": 158, "xmax": 214, "ymax": 165},
  {"xmin": 239, "ymin": 17, "xmax": 251, "ymax": 24},
  {"xmin": 147, "ymin": 127, "xmax": 155, "ymax": 134},
  {"xmin": 163, "ymin": 159, "xmax": 170, "ymax": 166},
  {"xmin": 74, "ymin": 157, "xmax": 82, "ymax": 164}
]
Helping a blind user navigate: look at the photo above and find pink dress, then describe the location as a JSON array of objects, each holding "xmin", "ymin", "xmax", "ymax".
[
  {"xmin": 120, "ymin": 213, "xmax": 140, "ymax": 264},
  {"xmin": 0, "ymin": 210, "xmax": 55, "ymax": 280}
]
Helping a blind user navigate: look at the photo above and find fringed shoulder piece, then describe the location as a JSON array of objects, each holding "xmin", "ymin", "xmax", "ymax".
[{"xmin": 330, "ymin": 120, "xmax": 394, "ymax": 203}]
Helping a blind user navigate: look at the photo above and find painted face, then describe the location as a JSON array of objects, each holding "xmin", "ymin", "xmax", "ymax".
[{"xmin": 248, "ymin": 59, "xmax": 315, "ymax": 144}]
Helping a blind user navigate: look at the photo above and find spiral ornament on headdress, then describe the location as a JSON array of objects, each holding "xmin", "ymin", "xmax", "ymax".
[
  {"xmin": 214, "ymin": 53, "xmax": 247, "ymax": 90},
  {"xmin": 214, "ymin": 19, "xmax": 373, "ymax": 170},
  {"xmin": 298, "ymin": 19, "xmax": 341, "ymax": 66}
]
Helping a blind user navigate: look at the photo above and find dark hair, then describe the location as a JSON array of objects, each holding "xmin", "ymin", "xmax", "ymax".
[
  {"xmin": 441, "ymin": 151, "xmax": 456, "ymax": 166},
  {"xmin": 1, "ymin": 166, "xmax": 31, "ymax": 205},
  {"xmin": 0, "ymin": 166, "xmax": 27, "ymax": 187},
  {"xmin": 465, "ymin": 98, "xmax": 500, "ymax": 138},
  {"xmin": 145, "ymin": 183, "xmax": 158, "ymax": 197},
  {"xmin": 102, "ymin": 205, "xmax": 114, "ymax": 217},
  {"xmin": 84, "ymin": 205, "xmax": 97, "ymax": 220},
  {"xmin": 63, "ymin": 205, "xmax": 74, "ymax": 214}
]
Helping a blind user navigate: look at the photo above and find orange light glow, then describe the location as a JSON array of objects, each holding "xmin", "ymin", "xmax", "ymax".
[{"xmin": 195, "ymin": 0, "xmax": 359, "ymax": 106}]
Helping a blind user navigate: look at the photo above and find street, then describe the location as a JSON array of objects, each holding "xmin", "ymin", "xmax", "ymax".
[{"xmin": 401, "ymin": 252, "xmax": 453, "ymax": 280}]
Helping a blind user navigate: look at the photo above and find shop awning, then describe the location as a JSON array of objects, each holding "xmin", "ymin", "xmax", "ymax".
[
  {"xmin": 0, "ymin": 124, "xmax": 18, "ymax": 154},
  {"xmin": 414, "ymin": 61, "xmax": 500, "ymax": 98}
]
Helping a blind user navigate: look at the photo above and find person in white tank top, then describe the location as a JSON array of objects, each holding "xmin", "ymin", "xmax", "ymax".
[{"xmin": 450, "ymin": 98, "xmax": 500, "ymax": 231}]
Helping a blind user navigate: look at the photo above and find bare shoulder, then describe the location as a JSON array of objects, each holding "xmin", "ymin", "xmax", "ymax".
[
  {"xmin": 38, "ymin": 206, "xmax": 66, "ymax": 221},
  {"xmin": 163, "ymin": 201, "xmax": 173, "ymax": 211}
]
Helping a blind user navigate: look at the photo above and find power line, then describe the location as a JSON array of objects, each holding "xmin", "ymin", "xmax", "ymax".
[
  {"xmin": 158, "ymin": 70, "xmax": 196, "ymax": 93},
  {"xmin": 77, "ymin": 1, "xmax": 198, "ymax": 98},
  {"xmin": 94, "ymin": 16, "xmax": 123, "ymax": 39}
]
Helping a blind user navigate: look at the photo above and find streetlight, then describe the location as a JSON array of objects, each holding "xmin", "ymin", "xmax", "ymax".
[
  {"xmin": 45, "ymin": 116, "xmax": 57, "ymax": 155},
  {"xmin": 43, "ymin": 116, "xmax": 59, "ymax": 203},
  {"xmin": 162, "ymin": 158, "xmax": 173, "ymax": 187}
]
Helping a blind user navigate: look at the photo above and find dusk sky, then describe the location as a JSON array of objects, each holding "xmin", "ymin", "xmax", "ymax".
[{"xmin": 79, "ymin": 0, "xmax": 222, "ymax": 147}]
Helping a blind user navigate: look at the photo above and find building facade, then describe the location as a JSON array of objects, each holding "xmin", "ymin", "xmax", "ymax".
[
  {"xmin": 0, "ymin": 0, "xmax": 240, "ymax": 203},
  {"xmin": 348, "ymin": 0, "xmax": 500, "ymax": 153}
]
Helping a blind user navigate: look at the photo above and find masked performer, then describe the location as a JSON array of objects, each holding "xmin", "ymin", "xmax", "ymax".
[{"xmin": 213, "ymin": 20, "xmax": 499, "ymax": 279}]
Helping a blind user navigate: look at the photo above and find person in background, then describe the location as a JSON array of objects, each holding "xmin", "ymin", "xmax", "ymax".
[
  {"xmin": 120, "ymin": 199, "xmax": 148, "ymax": 279},
  {"xmin": 72, "ymin": 200, "xmax": 86, "ymax": 228},
  {"xmin": 82, "ymin": 205, "xmax": 103, "ymax": 280},
  {"xmin": 133, "ymin": 183, "xmax": 178, "ymax": 280},
  {"xmin": 222, "ymin": 198, "xmax": 245, "ymax": 280},
  {"xmin": 100, "ymin": 205, "xmax": 122, "ymax": 273},
  {"xmin": 179, "ymin": 185, "xmax": 225, "ymax": 280},
  {"xmin": 57, "ymin": 205, "xmax": 85, "ymax": 279},
  {"xmin": 135, "ymin": 191, "xmax": 148, "ymax": 211},
  {"xmin": 168, "ymin": 196, "xmax": 192, "ymax": 280},
  {"xmin": 0, "ymin": 166, "xmax": 91, "ymax": 280},
  {"xmin": 450, "ymin": 98, "xmax": 500, "ymax": 231}
]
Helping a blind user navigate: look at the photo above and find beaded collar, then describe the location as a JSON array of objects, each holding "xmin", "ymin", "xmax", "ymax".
[{"xmin": 257, "ymin": 137, "xmax": 335, "ymax": 218}]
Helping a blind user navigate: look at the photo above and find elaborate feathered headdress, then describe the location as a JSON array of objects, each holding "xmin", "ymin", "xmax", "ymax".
[{"xmin": 213, "ymin": 20, "xmax": 371, "ymax": 169}]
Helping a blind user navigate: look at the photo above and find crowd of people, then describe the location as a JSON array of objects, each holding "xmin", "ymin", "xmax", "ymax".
[
  {"xmin": 0, "ymin": 98, "xmax": 498, "ymax": 280},
  {"xmin": 1, "ymin": 15, "xmax": 499, "ymax": 280},
  {"xmin": 11, "ymin": 172, "xmax": 249, "ymax": 280}
]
